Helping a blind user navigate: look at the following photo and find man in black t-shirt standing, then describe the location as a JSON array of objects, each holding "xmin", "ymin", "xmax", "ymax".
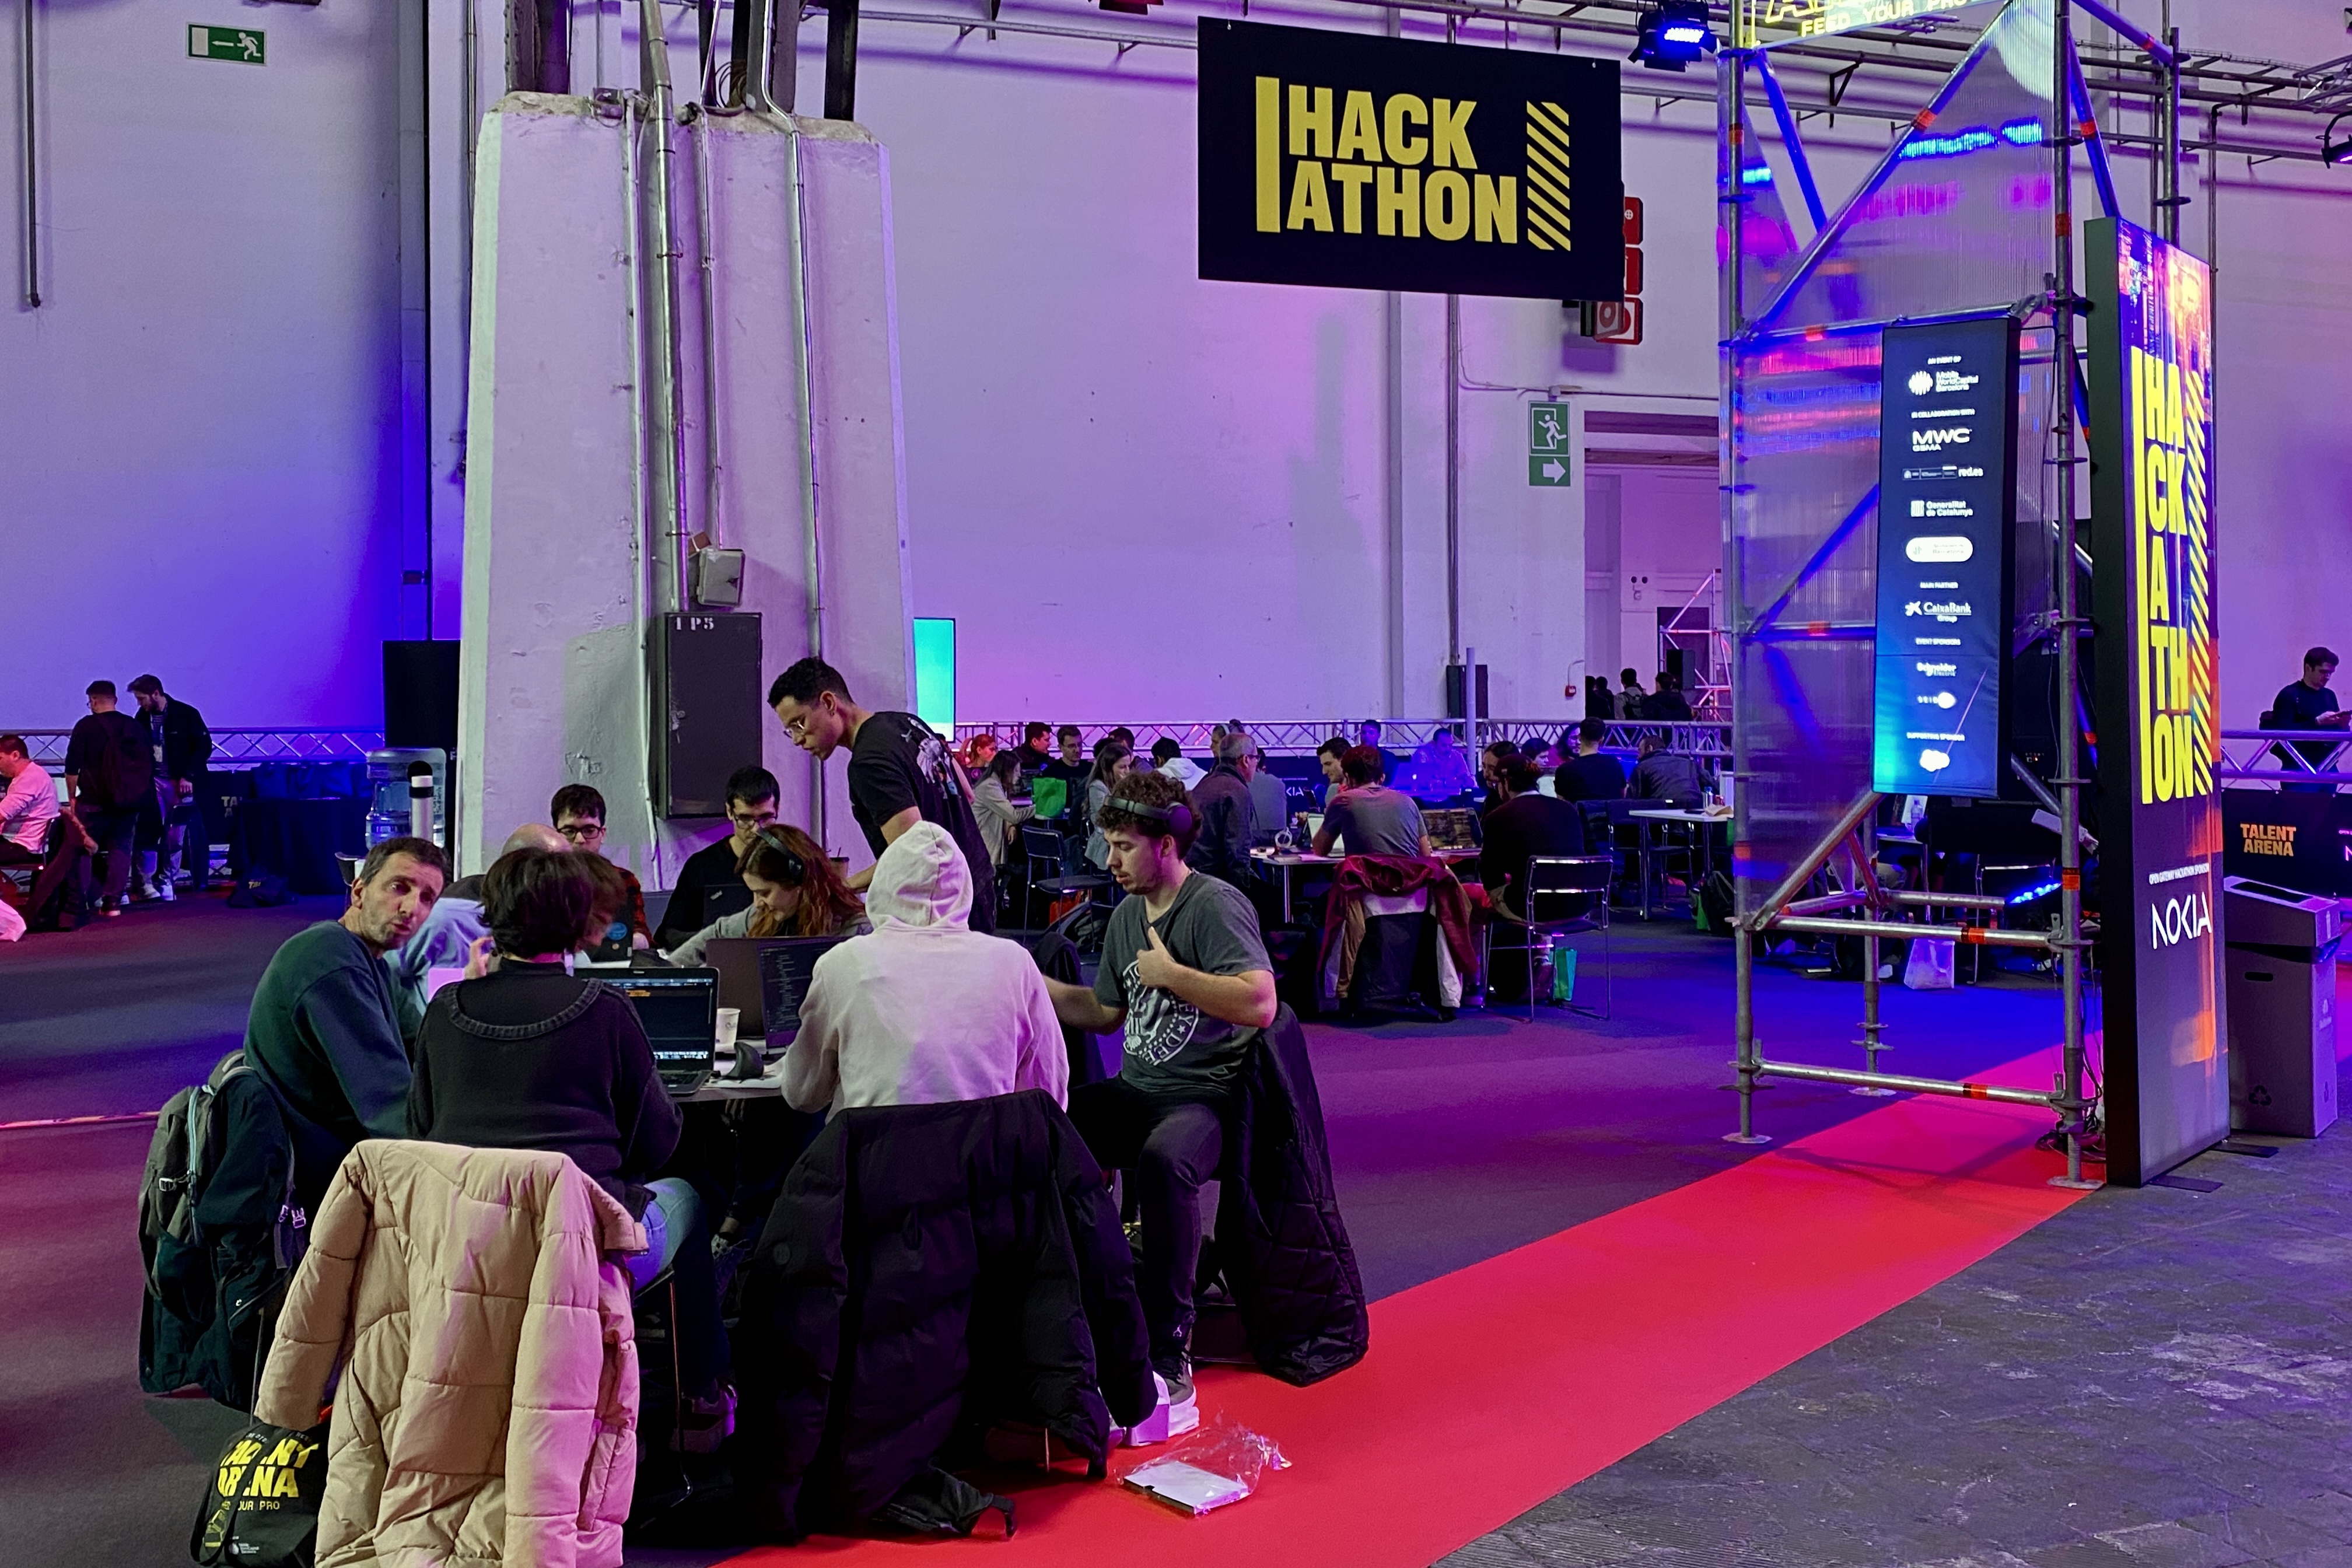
[
  {"xmin": 1044, "ymin": 769, "xmax": 1276, "ymax": 1432},
  {"xmin": 62, "ymin": 680, "xmax": 155, "ymax": 918},
  {"xmin": 768, "ymin": 657, "xmax": 998, "ymax": 933}
]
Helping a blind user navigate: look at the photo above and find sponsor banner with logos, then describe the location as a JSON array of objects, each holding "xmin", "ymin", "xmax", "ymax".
[
  {"xmin": 2088, "ymin": 216, "xmax": 2227, "ymax": 1187},
  {"xmin": 1871, "ymin": 315, "xmax": 2020, "ymax": 799},
  {"xmin": 1197, "ymin": 20, "xmax": 1625, "ymax": 301}
]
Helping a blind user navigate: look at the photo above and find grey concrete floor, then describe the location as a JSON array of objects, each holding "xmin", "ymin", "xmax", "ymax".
[{"xmin": 1444, "ymin": 1060, "xmax": 2352, "ymax": 1568}]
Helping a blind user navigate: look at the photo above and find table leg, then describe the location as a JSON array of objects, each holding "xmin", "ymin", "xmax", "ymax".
[{"xmin": 1282, "ymin": 863, "xmax": 1294, "ymax": 925}]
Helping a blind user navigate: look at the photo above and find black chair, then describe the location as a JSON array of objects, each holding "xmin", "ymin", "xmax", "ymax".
[
  {"xmin": 1485, "ymin": 855, "xmax": 1613, "ymax": 1022},
  {"xmin": 1016, "ymin": 823, "xmax": 1109, "ymax": 926}
]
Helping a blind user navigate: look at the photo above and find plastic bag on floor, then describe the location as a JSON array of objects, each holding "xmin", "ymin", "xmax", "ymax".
[
  {"xmin": 1122, "ymin": 1419, "xmax": 1289, "ymax": 1516},
  {"xmin": 0, "ymin": 899, "xmax": 22, "ymax": 942},
  {"xmin": 1904, "ymin": 936, "xmax": 1956, "ymax": 991}
]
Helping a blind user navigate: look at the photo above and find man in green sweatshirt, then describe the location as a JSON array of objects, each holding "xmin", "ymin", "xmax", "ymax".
[{"xmin": 243, "ymin": 835, "xmax": 447, "ymax": 1208}]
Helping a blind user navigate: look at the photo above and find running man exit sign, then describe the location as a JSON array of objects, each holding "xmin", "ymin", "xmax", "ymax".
[{"xmin": 189, "ymin": 24, "xmax": 266, "ymax": 65}]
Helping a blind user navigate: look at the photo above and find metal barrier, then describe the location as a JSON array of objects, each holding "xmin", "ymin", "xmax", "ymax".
[
  {"xmin": 5, "ymin": 728, "xmax": 384, "ymax": 770},
  {"xmin": 954, "ymin": 718, "xmax": 1731, "ymax": 761},
  {"xmin": 2218, "ymin": 728, "xmax": 2352, "ymax": 789}
]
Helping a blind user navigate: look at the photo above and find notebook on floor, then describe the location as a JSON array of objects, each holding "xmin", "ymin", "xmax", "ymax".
[{"xmin": 604, "ymin": 968, "xmax": 719, "ymax": 1096}]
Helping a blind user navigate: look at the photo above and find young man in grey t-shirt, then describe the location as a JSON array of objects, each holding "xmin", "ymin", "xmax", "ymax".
[
  {"xmin": 1312, "ymin": 744, "xmax": 1433, "ymax": 860},
  {"xmin": 1044, "ymin": 770, "xmax": 1276, "ymax": 1433}
]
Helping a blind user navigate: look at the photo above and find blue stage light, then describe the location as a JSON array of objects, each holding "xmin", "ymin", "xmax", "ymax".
[
  {"xmin": 1632, "ymin": 2, "xmax": 1715, "ymax": 72},
  {"xmin": 2008, "ymin": 877, "xmax": 2063, "ymax": 907}
]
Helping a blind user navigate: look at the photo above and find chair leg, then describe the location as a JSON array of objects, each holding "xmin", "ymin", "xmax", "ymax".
[{"xmin": 1524, "ymin": 935, "xmax": 1537, "ymax": 1026}]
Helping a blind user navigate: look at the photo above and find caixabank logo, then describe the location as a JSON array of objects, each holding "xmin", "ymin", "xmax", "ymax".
[{"xmin": 1199, "ymin": 20, "xmax": 1624, "ymax": 301}]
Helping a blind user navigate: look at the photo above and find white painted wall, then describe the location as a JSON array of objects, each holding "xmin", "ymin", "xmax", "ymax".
[
  {"xmin": 1, "ymin": 0, "xmax": 421, "ymax": 730},
  {"xmin": 8, "ymin": 0, "xmax": 2349, "ymax": 755}
]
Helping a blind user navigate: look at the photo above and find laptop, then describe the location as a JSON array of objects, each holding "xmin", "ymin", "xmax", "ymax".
[
  {"xmin": 758, "ymin": 937, "xmax": 850, "ymax": 1048},
  {"xmin": 1303, "ymin": 813, "xmax": 1325, "ymax": 844},
  {"xmin": 603, "ymin": 968, "xmax": 719, "ymax": 1097},
  {"xmin": 699, "ymin": 936, "xmax": 838, "ymax": 1039},
  {"xmin": 1424, "ymin": 808, "xmax": 1480, "ymax": 852},
  {"xmin": 699, "ymin": 882, "xmax": 754, "ymax": 923}
]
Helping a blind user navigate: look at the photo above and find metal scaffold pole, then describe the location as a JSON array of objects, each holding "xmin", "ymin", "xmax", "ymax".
[
  {"xmin": 2051, "ymin": 0, "xmax": 2098, "ymax": 1191},
  {"xmin": 1720, "ymin": 41, "xmax": 1767, "ymax": 1147}
]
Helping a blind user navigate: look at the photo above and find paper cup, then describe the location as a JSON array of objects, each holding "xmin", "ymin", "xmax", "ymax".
[{"xmin": 715, "ymin": 1007, "xmax": 741, "ymax": 1052}]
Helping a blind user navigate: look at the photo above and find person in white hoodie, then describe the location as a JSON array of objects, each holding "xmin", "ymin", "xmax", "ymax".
[{"xmin": 782, "ymin": 821, "xmax": 1067, "ymax": 1115}]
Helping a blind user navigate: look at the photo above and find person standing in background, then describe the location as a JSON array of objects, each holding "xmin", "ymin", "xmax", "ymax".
[
  {"xmin": 1042, "ymin": 726, "xmax": 1091, "ymax": 788},
  {"xmin": 1618, "ymin": 668, "xmax": 1647, "ymax": 712},
  {"xmin": 769, "ymin": 657, "xmax": 1001, "ymax": 934},
  {"xmin": 127, "ymin": 674, "xmax": 211, "ymax": 902},
  {"xmin": 1583, "ymin": 676, "xmax": 1616, "ymax": 721},
  {"xmin": 62, "ymin": 681, "xmax": 153, "ymax": 918}
]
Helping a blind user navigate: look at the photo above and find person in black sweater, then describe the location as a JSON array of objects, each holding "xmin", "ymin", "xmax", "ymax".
[
  {"xmin": 653, "ymin": 764, "xmax": 780, "ymax": 950},
  {"xmin": 409, "ymin": 848, "xmax": 730, "ymax": 1413},
  {"xmin": 1481, "ymin": 757, "xmax": 1591, "ymax": 1003},
  {"xmin": 1554, "ymin": 718, "xmax": 1629, "ymax": 803}
]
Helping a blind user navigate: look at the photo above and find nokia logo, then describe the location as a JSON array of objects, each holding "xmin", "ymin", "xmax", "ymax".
[{"xmin": 2150, "ymin": 890, "xmax": 2212, "ymax": 951}]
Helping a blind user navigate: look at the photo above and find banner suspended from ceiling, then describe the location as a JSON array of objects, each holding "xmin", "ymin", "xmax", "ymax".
[{"xmin": 1197, "ymin": 20, "xmax": 1625, "ymax": 302}]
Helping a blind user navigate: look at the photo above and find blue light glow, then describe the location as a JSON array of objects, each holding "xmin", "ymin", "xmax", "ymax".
[
  {"xmin": 2007, "ymin": 876, "xmax": 2063, "ymax": 906},
  {"xmin": 1897, "ymin": 118, "xmax": 2046, "ymax": 161},
  {"xmin": 1741, "ymin": 164, "xmax": 1775, "ymax": 186},
  {"xmin": 1661, "ymin": 23, "xmax": 1708, "ymax": 43}
]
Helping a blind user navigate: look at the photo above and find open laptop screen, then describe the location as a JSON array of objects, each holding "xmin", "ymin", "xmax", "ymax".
[
  {"xmin": 757, "ymin": 938, "xmax": 849, "ymax": 1046},
  {"xmin": 604, "ymin": 969, "xmax": 717, "ymax": 1088}
]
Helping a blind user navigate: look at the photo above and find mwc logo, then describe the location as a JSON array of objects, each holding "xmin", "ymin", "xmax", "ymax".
[{"xmin": 2150, "ymin": 891, "xmax": 2212, "ymax": 952}]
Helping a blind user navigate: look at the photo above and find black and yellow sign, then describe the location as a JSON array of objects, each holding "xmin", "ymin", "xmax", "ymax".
[
  {"xmin": 1198, "ymin": 20, "xmax": 1624, "ymax": 302},
  {"xmin": 2088, "ymin": 214, "xmax": 2226, "ymax": 1188}
]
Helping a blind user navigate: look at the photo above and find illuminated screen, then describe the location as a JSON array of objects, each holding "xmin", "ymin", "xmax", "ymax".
[
  {"xmin": 2087, "ymin": 215, "xmax": 2225, "ymax": 1186},
  {"xmin": 912, "ymin": 617, "xmax": 956, "ymax": 736},
  {"xmin": 1871, "ymin": 314, "xmax": 2019, "ymax": 799},
  {"xmin": 1734, "ymin": 0, "xmax": 1949, "ymax": 48}
]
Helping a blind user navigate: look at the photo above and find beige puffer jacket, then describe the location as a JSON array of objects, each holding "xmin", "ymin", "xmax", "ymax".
[{"xmin": 255, "ymin": 1140, "xmax": 647, "ymax": 1568}]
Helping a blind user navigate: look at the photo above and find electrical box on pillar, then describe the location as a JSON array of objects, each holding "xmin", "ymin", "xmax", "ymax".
[{"xmin": 654, "ymin": 613, "xmax": 764, "ymax": 818}]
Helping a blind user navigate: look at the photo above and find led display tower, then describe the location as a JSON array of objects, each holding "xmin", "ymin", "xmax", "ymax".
[{"xmin": 1717, "ymin": 0, "xmax": 2217, "ymax": 1187}]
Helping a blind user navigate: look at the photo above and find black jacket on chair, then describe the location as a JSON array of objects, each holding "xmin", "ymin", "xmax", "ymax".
[
  {"xmin": 733, "ymin": 1090, "xmax": 1157, "ymax": 1541},
  {"xmin": 1214, "ymin": 1007, "xmax": 1371, "ymax": 1385}
]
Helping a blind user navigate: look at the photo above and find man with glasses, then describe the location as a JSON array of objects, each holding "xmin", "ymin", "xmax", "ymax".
[
  {"xmin": 550, "ymin": 783, "xmax": 651, "ymax": 949},
  {"xmin": 652, "ymin": 765, "xmax": 783, "ymax": 950},
  {"xmin": 768, "ymin": 657, "xmax": 999, "ymax": 933}
]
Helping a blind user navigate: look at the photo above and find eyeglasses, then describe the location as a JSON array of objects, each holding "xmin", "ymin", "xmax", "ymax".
[
  {"xmin": 555, "ymin": 821, "xmax": 604, "ymax": 842},
  {"xmin": 729, "ymin": 808, "xmax": 780, "ymax": 830}
]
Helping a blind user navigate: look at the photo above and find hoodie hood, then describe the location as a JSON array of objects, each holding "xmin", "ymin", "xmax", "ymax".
[{"xmin": 865, "ymin": 821, "xmax": 974, "ymax": 932}]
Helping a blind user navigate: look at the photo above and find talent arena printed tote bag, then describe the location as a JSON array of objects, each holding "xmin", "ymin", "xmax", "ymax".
[{"xmin": 191, "ymin": 1415, "xmax": 329, "ymax": 1568}]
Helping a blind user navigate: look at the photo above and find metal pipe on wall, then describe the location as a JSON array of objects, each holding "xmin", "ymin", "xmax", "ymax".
[
  {"xmin": 782, "ymin": 121, "xmax": 827, "ymax": 842},
  {"xmin": 1444, "ymin": 292, "xmax": 1461, "ymax": 670},
  {"xmin": 690, "ymin": 104, "xmax": 723, "ymax": 558},
  {"xmin": 637, "ymin": 0, "xmax": 689, "ymax": 615},
  {"xmin": 19, "ymin": 0, "xmax": 37, "ymax": 308}
]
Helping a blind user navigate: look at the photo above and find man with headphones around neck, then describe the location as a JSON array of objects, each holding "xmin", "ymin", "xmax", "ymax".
[{"xmin": 1043, "ymin": 769, "xmax": 1278, "ymax": 1437}]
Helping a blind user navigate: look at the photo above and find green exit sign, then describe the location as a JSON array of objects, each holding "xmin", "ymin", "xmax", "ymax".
[
  {"xmin": 1527, "ymin": 401, "xmax": 1573, "ymax": 487},
  {"xmin": 188, "ymin": 24, "xmax": 265, "ymax": 65}
]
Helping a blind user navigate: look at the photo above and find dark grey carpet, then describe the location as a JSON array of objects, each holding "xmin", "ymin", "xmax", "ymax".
[{"xmin": 1, "ymin": 895, "xmax": 2083, "ymax": 1566}]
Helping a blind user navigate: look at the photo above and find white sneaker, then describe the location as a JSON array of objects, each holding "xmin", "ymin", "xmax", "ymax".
[
  {"xmin": 157, "ymin": 879, "xmax": 176, "ymax": 904},
  {"xmin": 1112, "ymin": 1367, "xmax": 1200, "ymax": 1447}
]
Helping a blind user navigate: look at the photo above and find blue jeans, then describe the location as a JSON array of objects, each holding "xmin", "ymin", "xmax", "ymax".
[
  {"xmin": 625, "ymin": 1176, "xmax": 700, "ymax": 1290},
  {"xmin": 625, "ymin": 1177, "xmax": 730, "ymax": 1398}
]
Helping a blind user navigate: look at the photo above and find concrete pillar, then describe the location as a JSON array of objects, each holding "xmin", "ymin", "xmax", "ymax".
[{"xmin": 459, "ymin": 94, "xmax": 912, "ymax": 883}]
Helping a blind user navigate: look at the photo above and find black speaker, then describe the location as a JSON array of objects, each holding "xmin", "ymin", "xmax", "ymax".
[
  {"xmin": 653, "ymin": 612, "xmax": 764, "ymax": 818},
  {"xmin": 1444, "ymin": 663, "xmax": 1489, "ymax": 720},
  {"xmin": 1664, "ymin": 646, "xmax": 1686, "ymax": 692},
  {"xmin": 383, "ymin": 642, "xmax": 460, "ymax": 754}
]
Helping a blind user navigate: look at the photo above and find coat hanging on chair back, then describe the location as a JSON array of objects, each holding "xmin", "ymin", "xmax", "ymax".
[{"xmin": 253, "ymin": 1140, "xmax": 647, "ymax": 1568}]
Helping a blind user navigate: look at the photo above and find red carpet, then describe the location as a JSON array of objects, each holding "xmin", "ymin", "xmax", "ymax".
[{"xmin": 723, "ymin": 1047, "xmax": 2091, "ymax": 1566}]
